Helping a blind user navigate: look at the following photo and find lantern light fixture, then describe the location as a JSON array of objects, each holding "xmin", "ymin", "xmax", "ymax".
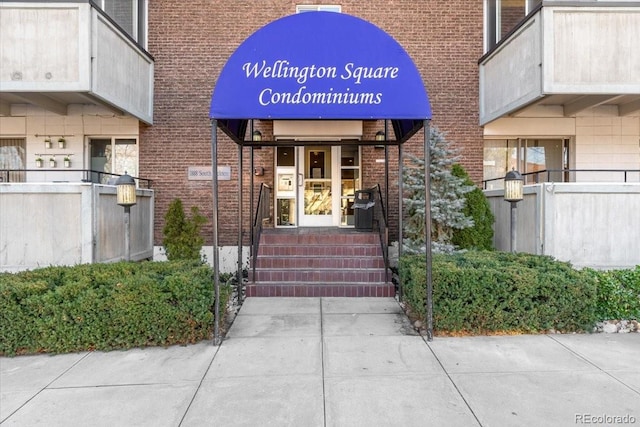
[
  {"xmin": 504, "ymin": 169, "xmax": 524, "ymax": 253},
  {"xmin": 504, "ymin": 169, "xmax": 524, "ymax": 202},
  {"xmin": 115, "ymin": 172, "xmax": 137, "ymax": 261}
]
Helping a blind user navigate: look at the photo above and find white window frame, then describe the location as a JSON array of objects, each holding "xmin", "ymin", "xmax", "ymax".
[
  {"xmin": 88, "ymin": 137, "xmax": 139, "ymax": 183},
  {"xmin": 296, "ymin": 5, "xmax": 342, "ymax": 13}
]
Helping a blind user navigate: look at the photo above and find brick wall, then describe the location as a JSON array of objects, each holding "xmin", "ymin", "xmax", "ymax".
[{"xmin": 142, "ymin": 1, "xmax": 484, "ymax": 246}]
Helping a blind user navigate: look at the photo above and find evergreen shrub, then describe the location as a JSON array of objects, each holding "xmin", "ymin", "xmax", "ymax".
[
  {"xmin": 451, "ymin": 164, "xmax": 495, "ymax": 250},
  {"xmin": 163, "ymin": 199, "xmax": 207, "ymax": 261},
  {"xmin": 399, "ymin": 251, "xmax": 598, "ymax": 334},
  {"xmin": 403, "ymin": 127, "xmax": 474, "ymax": 254},
  {"xmin": 0, "ymin": 261, "xmax": 230, "ymax": 356}
]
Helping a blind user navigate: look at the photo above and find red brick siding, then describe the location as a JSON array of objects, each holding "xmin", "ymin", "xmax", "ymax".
[{"xmin": 142, "ymin": 1, "xmax": 484, "ymax": 246}]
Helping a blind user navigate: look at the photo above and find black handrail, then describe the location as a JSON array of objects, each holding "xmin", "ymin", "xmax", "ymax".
[
  {"xmin": 373, "ymin": 184, "xmax": 391, "ymax": 285},
  {"xmin": 0, "ymin": 169, "xmax": 153, "ymax": 188},
  {"xmin": 483, "ymin": 168, "xmax": 640, "ymax": 189},
  {"xmin": 251, "ymin": 184, "xmax": 271, "ymax": 279}
]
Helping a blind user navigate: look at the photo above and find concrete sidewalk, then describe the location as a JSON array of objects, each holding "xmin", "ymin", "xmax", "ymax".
[{"xmin": 1, "ymin": 297, "xmax": 639, "ymax": 426}]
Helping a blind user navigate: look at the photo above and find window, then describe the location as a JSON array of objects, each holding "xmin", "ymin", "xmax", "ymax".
[
  {"xmin": 89, "ymin": 138, "xmax": 138, "ymax": 183},
  {"xmin": 275, "ymin": 147, "xmax": 296, "ymax": 227},
  {"xmin": 95, "ymin": 0, "xmax": 147, "ymax": 47},
  {"xmin": 483, "ymin": 139, "xmax": 568, "ymax": 188},
  {"xmin": 484, "ymin": 0, "xmax": 541, "ymax": 52},
  {"xmin": 0, "ymin": 138, "xmax": 26, "ymax": 182},
  {"xmin": 340, "ymin": 146, "xmax": 360, "ymax": 226},
  {"xmin": 296, "ymin": 5, "xmax": 342, "ymax": 13}
]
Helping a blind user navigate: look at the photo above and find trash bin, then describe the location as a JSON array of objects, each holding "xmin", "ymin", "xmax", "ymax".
[{"xmin": 353, "ymin": 188, "xmax": 375, "ymax": 231}]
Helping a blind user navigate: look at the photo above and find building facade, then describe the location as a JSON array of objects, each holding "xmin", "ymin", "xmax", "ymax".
[
  {"xmin": 140, "ymin": 1, "xmax": 484, "ymax": 249},
  {"xmin": 1, "ymin": 1, "xmax": 639, "ymax": 271}
]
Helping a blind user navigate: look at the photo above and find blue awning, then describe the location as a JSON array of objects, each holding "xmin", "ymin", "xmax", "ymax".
[{"xmin": 209, "ymin": 12, "xmax": 431, "ymax": 142}]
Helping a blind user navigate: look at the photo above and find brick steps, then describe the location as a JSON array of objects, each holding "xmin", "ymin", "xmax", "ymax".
[
  {"xmin": 253, "ymin": 256, "xmax": 385, "ymax": 270},
  {"xmin": 247, "ymin": 229, "xmax": 393, "ymax": 297},
  {"xmin": 245, "ymin": 283, "xmax": 395, "ymax": 298}
]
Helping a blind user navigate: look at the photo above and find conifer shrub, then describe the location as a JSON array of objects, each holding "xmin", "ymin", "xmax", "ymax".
[
  {"xmin": 399, "ymin": 251, "xmax": 598, "ymax": 334},
  {"xmin": 451, "ymin": 164, "xmax": 495, "ymax": 250},
  {"xmin": 163, "ymin": 199, "xmax": 207, "ymax": 261},
  {"xmin": 403, "ymin": 127, "xmax": 474, "ymax": 254},
  {"xmin": 0, "ymin": 261, "xmax": 231, "ymax": 356}
]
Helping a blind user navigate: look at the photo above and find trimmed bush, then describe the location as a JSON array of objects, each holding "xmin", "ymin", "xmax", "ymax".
[
  {"xmin": 0, "ymin": 261, "xmax": 230, "ymax": 356},
  {"xmin": 585, "ymin": 266, "xmax": 640, "ymax": 321},
  {"xmin": 399, "ymin": 251, "xmax": 598, "ymax": 334},
  {"xmin": 451, "ymin": 164, "xmax": 495, "ymax": 250}
]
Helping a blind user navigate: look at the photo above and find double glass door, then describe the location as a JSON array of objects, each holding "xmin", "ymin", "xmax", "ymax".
[{"xmin": 275, "ymin": 146, "xmax": 360, "ymax": 227}]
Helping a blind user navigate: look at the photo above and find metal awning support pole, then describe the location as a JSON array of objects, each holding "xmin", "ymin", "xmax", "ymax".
[
  {"xmin": 398, "ymin": 144, "xmax": 403, "ymax": 258},
  {"xmin": 211, "ymin": 119, "xmax": 221, "ymax": 346},
  {"xmin": 249, "ymin": 121, "xmax": 255, "ymax": 251},
  {"xmin": 424, "ymin": 119, "xmax": 433, "ymax": 342},
  {"xmin": 384, "ymin": 120, "xmax": 389, "ymax": 221},
  {"xmin": 237, "ymin": 144, "xmax": 243, "ymax": 305}
]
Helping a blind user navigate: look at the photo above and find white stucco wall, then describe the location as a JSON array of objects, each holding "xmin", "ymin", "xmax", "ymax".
[
  {"xmin": 574, "ymin": 107, "xmax": 640, "ymax": 181},
  {"xmin": 0, "ymin": 104, "xmax": 139, "ymax": 173}
]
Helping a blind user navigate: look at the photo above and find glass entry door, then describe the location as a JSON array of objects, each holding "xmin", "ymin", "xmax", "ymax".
[
  {"xmin": 275, "ymin": 146, "xmax": 360, "ymax": 228},
  {"xmin": 298, "ymin": 146, "xmax": 337, "ymax": 226}
]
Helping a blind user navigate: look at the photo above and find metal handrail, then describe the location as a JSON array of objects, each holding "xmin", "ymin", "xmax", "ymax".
[
  {"xmin": 251, "ymin": 183, "xmax": 271, "ymax": 279},
  {"xmin": 483, "ymin": 168, "xmax": 640, "ymax": 189},
  {"xmin": 0, "ymin": 169, "xmax": 153, "ymax": 188},
  {"xmin": 373, "ymin": 184, "xmax": 391, "ymax": 285}
]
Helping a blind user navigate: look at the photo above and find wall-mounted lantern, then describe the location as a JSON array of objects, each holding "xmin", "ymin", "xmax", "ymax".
[
  {"xmin": 252, "ymin": 130, "xmax": 262, "ymax": 142},
  {"xmin": 374, "ymin": 130, "xmax": 386, "ymax": 149},
  {"xmin": 504, "ymin": 169, "xmax": 524, "ymax": 253}
]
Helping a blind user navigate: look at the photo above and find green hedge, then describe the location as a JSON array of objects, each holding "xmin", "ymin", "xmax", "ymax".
[
  {"xmin": 399, "ymin": 251, "xmax": 598, "ymax": 334},
  {"xmin": 0, "ymin": 261, "xmax": 231, "ymax": 356},
  {"xmin": 585, "ymin": 266, "xmax": 640, "ymax": 321}
]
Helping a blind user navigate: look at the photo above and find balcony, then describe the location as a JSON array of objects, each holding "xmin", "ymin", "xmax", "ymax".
[
  {"xmin": 0, "ymin": 1, "xmax": 153, "ymax": 124},
  {"xmin": 479, "ymin": 2, "xmax": 640, "ymax": 125}
]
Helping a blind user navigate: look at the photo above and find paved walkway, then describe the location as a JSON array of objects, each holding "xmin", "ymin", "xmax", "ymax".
[{"xmin": 1, "ymin": 297, "xmax": 639, "ymax": 426}]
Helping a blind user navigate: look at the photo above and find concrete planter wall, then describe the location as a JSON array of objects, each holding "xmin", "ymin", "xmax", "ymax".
[
  {"xmin": 485, "ymin": 183, "xmax": 640, "ymax": 269},
  {"xmin": 0, "ymin": 183, "xmax": 154, "ymax": 272}
]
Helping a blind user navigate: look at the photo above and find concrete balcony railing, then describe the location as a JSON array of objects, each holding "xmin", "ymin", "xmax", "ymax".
[
  {"xmin": 479, "ymin": 2, "xmax": 640, "ymax": 125},
  {"xmin": 0, "ymin": 182, "xmax": 154, "ymax": 273},
  {"xmin": 485, "ymin": 182, "xmax": 640, "ymax": 270},
  {"xmin": 0, "ymin": 1, "xmax": 154, "ymax": 124}
]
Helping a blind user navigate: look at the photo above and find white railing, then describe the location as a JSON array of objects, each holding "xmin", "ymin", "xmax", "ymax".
[{"xmin": 485, "ymin": 183, "xmax": 640, "ymax": 269}]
